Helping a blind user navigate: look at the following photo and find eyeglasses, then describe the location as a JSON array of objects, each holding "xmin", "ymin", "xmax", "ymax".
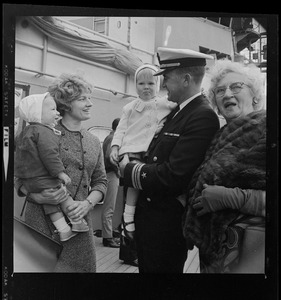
[{"xmin": 213, "ymin": 82, "xmax": 250, "ymax": 98}]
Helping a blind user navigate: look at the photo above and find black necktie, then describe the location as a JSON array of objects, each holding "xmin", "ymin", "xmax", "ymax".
[{"xmin": 166, "ymin": 105, "xmax": 180, "ymax": 122}]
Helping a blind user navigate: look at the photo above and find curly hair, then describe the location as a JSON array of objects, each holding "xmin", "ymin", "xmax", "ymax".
[
  {"xmin": 48, "ymin": 73, "xmax": 93, "ymax": 116},
  {"xmin": 207, "ymin": 59, "xmax": 265, "ymax": 113}
]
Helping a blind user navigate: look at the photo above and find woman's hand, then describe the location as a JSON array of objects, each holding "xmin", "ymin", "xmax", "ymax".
[
  {"xmin": 66, "ymin": 190, "xmax": 104, "ymax": 221},
  {"xmin": 192, "ymin": 184, "xmax": 261, "ymax": 216},
  {"xmin": 193, "ymin": 184, "xmax": 229, "ymax": 216},
  {"xmin": 29, "ymin": 184, "xmax": 68, "ymax": 205},
  {"xmin": 66, "ymin": 200, "xmax": 91, "ymax": 222}
]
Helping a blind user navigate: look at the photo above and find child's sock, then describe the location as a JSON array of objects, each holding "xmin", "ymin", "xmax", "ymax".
[
  {"xmin": 123, "ymin": 204, "xmax": 136, "ymax": 232},
  {"xmin": 53, "ymin": 217, "xmax": 71, "ymax": 233}
]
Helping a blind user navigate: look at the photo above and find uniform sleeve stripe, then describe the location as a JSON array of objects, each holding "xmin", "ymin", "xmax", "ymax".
[
  {"xmin": 132, "ymin": 163, "xmax": 145, "ymax": 189},
  {"xmin": 132, "ymin": 163, "xmax": 141, "ymax": 189},
  {"xmin": 136, "ymin": 163, "xmax": 144, "ymax": 190}
]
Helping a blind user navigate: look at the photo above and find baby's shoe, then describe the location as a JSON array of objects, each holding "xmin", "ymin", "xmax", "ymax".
[
  {"xmin": 72, "ymin": 219, "xmax": 89, "ymax": 232},
  {"xmin": 59, "ymin": 229, "xmax": 78, "ymax": 242},
  {"xmin": 122, "ymin": 219, "xmax": 135, "ymax": 241}
]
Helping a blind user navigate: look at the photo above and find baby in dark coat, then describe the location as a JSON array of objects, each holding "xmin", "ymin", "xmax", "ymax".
[{"xmin": 15, "ymin": 92, "xmax": 89, "ymax": 241}]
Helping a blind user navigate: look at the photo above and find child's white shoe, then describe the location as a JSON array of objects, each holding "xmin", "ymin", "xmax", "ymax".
[{"xmin": 59, "ymin": 229, "xmax": 78, "ymax": 242}]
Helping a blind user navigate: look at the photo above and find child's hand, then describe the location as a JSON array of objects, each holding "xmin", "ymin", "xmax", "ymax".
[
  {"xmin": 58, "ymin": 172, "xmax": 71, "ymax": 186},
  {"xmin": 110, "ymin": 146, "xmax": 119, "ymax": 167},
  {"xmin": 119, "ymin": 153, "xmax": 130, "ymax": 177}
]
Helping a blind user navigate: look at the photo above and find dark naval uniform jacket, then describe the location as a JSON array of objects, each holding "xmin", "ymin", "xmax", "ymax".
[
  {"xmin": 123, "ymin": 93, "xmax": 220, "ymax": 273},
  {"xmin": 123, "ymin": 94, "xmax": 220, "ymax": 202}
]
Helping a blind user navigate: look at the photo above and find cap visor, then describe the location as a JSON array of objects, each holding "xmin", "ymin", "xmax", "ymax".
[{"xmin": 153, "ymin": 69, "xmax": 166, "ymax": 76}]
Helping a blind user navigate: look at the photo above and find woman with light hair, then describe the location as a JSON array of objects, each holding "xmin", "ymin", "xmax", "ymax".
[
  {"xmin": 207, "ymin": 59, "xmax": 265, "ymax": 114},
  {"xmin": 15, "ymin": 73, "xmax": 107, "ymax": 272},
  {"xmin": 183, "ymin": 59, "xmax": 266, "ymax": 273}
]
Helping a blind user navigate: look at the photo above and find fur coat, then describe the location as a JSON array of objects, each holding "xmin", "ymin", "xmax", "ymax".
[{"xmin": 183, "ymin": 110, "xmax": 266, "ymax": 264}]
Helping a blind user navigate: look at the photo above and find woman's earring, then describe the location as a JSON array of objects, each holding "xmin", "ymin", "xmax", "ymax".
[{"xmin": 253, "ymin": 97, "xmax": 258, "ymax": 104}]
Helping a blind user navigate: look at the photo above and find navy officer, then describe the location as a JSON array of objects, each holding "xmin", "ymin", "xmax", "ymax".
[{"xmin": 118, "ymin": 47, "xmax": 220, "ymax": 273}]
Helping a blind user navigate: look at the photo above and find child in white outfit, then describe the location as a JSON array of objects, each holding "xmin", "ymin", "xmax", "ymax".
[
  {"xmin": 110, "ymin": 64, "xmax": 177, "ymax": 240},
  {"xmin": 14, "ymin": 93, "xmax": 89, "ymax": 242}
]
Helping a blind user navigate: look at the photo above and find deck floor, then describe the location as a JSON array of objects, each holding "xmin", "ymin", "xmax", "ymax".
[{"xmin": 95, "ymin": 236, "xmax": 200, "ymax": 273}]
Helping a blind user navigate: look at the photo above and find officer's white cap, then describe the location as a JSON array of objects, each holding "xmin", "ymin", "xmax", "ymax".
[{"xmin": 154, "ymin": 47, "xmax": 214, "ymax": 76}]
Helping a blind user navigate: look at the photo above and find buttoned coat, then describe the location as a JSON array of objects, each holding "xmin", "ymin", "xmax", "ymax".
[
  {"xmin": 14, "ymin": 123, "xmax": 64, "ymax": 179},
  {"xmin": 19, "ymin": 121, "xmax": 107, "ymax": 272},
  {"xmin": 112, "ymin": 96, "xmax": 176, "ymax": 155}
]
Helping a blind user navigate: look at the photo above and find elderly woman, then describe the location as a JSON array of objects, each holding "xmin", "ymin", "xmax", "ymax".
[
  {"xmin": 183, "ymin": 60, "xmax": 266, "ymax": 273},
  {"xmin": 15, "ymin": 73, "xmax": 107, "ymax": 272}
]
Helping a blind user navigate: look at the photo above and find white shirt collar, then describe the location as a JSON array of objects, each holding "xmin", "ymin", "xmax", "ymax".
[{"xmin": 179, "ymin": 92, "xmax": 201, "ymax": 111}]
